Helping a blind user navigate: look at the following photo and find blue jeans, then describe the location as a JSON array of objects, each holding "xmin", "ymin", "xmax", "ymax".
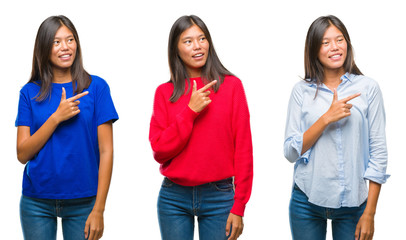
[
  {"xmin": 289, "ymin": 184, "xmax": 366, "ymax": 240},
  {"xmin": 20, "ymin": 195, "xmax": 96, "ymax": 240},
  {"xmin": 158, "ymin": 177, "xmax": 234, "ymax": 240}
]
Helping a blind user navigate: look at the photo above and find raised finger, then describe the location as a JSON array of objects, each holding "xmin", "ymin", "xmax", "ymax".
[
  {"xmin": 341, "ymin": 93, "xmax": 361, "ymax": 103},
  {"xmin": 68, "ymin": 91, "xmax": 89, "ymax": 102},
  {"xmin": 332, "ymin": 88, "xmax": 338, "ymax": 102},
  {"xmin": 192, "ymin": 80, "xmax": 197, "ymax": 93},
  {"xmin": 199, "ymin": 80, "xmax": 217, "ymax": 92},
  {"xmin": 61, "ymin": 87, "xmax": 66, "ymax": 101}
]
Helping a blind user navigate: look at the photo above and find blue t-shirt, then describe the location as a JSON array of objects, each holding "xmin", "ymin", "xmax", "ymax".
[{"xmin": 15, "ymin": 75, "xmax": 119, "ymax": 199}]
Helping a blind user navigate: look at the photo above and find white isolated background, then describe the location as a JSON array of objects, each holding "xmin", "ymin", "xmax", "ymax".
[{"xmin": 0, "ymin": 0, "xmax": 404, "ymax": 239}]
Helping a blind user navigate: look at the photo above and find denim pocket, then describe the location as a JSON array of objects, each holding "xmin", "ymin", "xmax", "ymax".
[
  {"xmin": 161, "ymin": 177, "xmax": 174, "ymax": 188},
  {"xmin": 213, "ymin": 181, "xmax": 233, "ymax": 192}
]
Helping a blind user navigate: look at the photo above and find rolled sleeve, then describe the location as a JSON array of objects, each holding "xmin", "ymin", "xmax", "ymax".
[
  {"xmin": 284, "ymin": 135, "xmax": 311, "ymax": 164},
  {"xmin": 364, "ymin": 167, "xmax": 390, "ymax": 184}
]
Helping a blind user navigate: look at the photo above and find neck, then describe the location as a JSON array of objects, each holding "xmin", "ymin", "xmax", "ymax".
[
  {"xmin": 187, "ymin": 68, "xmax": 202, "ymax": 78},
  {"xmin": 323, "ymin": 68, "xmax": 345, "ymax": 90},
  {"xmin": 52, "ymin": 67, "xmax": 72, "ymax": 83}
]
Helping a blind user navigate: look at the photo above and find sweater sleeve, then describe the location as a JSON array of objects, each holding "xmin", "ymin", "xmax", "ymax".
[
  {"xmin": 149, "ymin": 85, "xmax": 199, "ymax": 163},
  {"xmin": 230, "ymin": 79, "xmax": 253, "ymax": 217}
]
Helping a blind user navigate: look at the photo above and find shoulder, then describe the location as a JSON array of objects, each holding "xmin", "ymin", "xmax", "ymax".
[
  {"xmin": 89, "ymin": 75, "xmax": 109, "ymax": 88},
  {"xmin": 222, "ymin": 75, "xmax": 245, "ymax": 91},
  {"xmin": 223, "ymin": 75, "xmax": 242, "ymax": 85},
  {"xmin": 20, "ymin": 81, "xmax": 40, "ymax": 95},
  {"xmin": 291, "ymin": 80, "xmax": 312, "ymax": 93},
  {"xmin": 350, "ymin": 74, "xmax": 381, "ymax": 92},
  {"xmin": 155, "ymin": 81, "xmax": 174, "ymax": 94}
]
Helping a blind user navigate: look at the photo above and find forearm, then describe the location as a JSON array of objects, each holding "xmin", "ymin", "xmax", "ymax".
[
  {"xmin": 92, "ymin": 122, "xmax": 114, "ymax": 213},
  {"xmin": 364, "ymin": 181, "xmax": 381, "ymax": 216},
  {"xmin": 17, "ymin": 114, "xmax": 60, "ymax": 164},
  {"xmin": 92, "ymin": 151, "xmax": 113, "ymax": 213},
  {"xmin": 301, "ymin": 115, "xmax": 329, "ymax": 155}
]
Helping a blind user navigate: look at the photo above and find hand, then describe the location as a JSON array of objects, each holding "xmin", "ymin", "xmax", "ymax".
[
  {"xmin": 323, "ymin": 88, "xmax": 360, "ymax": 124},
  {"xmin": 84, "ymin": 210, "xmax": 104, "ymax": 240},
  {"xmin": 188, "ymin": 80, "xmax": 217, "ymax": 113},
  {"xmin": 225, "ymin": 213, "xmax": 243, "ymax": 240},
  {"xmin": 53, "ymin": 87, "xmax": 88, "ymax": 123},
  {"xmin": 355, "ymin": 212, "xmax": 374, "ymax": 240}
]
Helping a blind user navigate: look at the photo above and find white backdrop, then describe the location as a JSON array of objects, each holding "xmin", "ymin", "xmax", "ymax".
[{"xmin": 1, "ymin": 0, "xmax": 404, "ymax": 239}]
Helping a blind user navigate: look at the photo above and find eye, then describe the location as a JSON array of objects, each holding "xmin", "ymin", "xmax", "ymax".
[
  {"xmin": 200, "ymin": 37, "xmax": 206, "ymax": 41},
  {"xmin": 53, "ymin": 40, "xmax": 60, "ymax": 46},
  {"xmin": 322, "ymin": 41, "xmax": 329, "ymax": 46},
  {"xmin": 184, "ymin": 40, "xmax": 191, "ymax": 44},
  {"xmin": 68, "ymin": 38, "xmax": 75, "ymax": 43}
]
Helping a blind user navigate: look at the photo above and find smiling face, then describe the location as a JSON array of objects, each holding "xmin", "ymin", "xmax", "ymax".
[
  {"xmin": 318, "ymin": 25, "xmax": 347, "ymax": 75},
  {"xmin": 177, "ymin": 24, "xmax": 209, "ymax": 78},
  {"xmin": 49, "ymin": 25, "xmax": 77, "ymax": 71}
]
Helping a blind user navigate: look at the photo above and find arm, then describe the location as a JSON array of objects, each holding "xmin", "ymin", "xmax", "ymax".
[
  {"xmin": 16, "ymin": 88, "xmax": 88, "ymax": 164},
  {"xmin": 355, "ymin": 81, "xmax": 389, "ymax": 240},
  {"xmin": 301, "ymin": 88, "xmax": 360, "ymax": 154},
  {"xmin": 149, "ymin": 81, "xmax": 216, "ymax": 163},
  {"xmin": 355, "ymin": 181, "xmax": 381, "ymax": 240},
  {"xmin": 226, "ymin": 79, "xmax": 253, "ymax": 239},
  {"xmin": 84, "ymin": 121, "xmax": 113, "ymax": 240}
]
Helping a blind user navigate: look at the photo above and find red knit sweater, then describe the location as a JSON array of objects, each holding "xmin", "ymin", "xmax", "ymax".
[{"xmin": 149, "ymin": 75, "xmax": 253, "ymax": 216}]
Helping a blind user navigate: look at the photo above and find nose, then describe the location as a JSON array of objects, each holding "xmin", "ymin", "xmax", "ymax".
[
  {"xmin": 60, "ymin": 40, "xmax": 69, "ymax": 50},
  {"xmin": 192, "ymin": 39, "xmax": 201, "ymax": 50},
  {"xmin": 330, "ymin": 40, "xmax": 339, "ymax": 51}
]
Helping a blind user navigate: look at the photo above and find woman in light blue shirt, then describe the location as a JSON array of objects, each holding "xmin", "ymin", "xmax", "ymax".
[{"xmin": 284, "ymin": 15, "xmax": 389, "ymax": 240}]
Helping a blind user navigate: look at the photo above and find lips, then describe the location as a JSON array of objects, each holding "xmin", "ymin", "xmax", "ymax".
[
  {"xmin": 329, "ymin": 53, "xmax": 342, "ymax": 60},
  {"xmin": 192, "ymin": 53, "xmax": 204, "ymax": 59},
  {"xmin": 59, "ymin": 54, "xmax": 72, "ymax": 61}
]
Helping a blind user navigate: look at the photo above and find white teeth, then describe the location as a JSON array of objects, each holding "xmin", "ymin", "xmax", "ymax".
[
  {"xmin": 60, "ymin": 55, "xmax": 70, "ymax": 58},
  {"xmin": 194, "ymin": 54, "xmax": 203, "ymax": 57}
]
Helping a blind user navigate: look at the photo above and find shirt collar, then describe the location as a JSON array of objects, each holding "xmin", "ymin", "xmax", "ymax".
[{"xmin": 308, "ymin": 72, "xmax": 353, "ymax": 88}]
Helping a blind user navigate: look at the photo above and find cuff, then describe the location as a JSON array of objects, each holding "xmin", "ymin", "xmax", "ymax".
[
  {"xmin": 364, "ymin": 167, "xmax": 390, "ymax": 184},
  {"xmin": 180, "ymin": 105, "xmax": 199, "ymax": 123},
  {"xmin": 230, "ymin": 200, "xmax": 246, "ymax": 217},
  {"xmin": 291, "ymin": 135, "xmax": 311, "ymax": 164}
]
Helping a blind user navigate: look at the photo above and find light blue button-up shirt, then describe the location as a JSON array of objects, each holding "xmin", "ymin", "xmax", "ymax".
[{"xmin": 284, "ymin": 73, "xmax": 389, "ymax": 208}]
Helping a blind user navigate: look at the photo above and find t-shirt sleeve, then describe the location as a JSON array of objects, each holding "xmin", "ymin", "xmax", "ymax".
[
  {"xmin": 95, "ymin": 78, "xmax": 119, "ymax": 126},
  {"xmin": 15, "ymin": 87, "xmax": 32, "ymax": 127}
]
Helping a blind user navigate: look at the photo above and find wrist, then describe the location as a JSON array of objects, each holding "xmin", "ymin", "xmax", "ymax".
[
  {"xmin": 320, "ymin": 114, "xmax": 331, "ymax": 126},
  {"xmin": 49, "ymin": 113, "xmax": 61, "ymax": 125}
]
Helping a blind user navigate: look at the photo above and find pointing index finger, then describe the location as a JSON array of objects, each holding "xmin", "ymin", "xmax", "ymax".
[
  {"xmin": 199, "ymin": 80, "xmax": 217, "ymax": 92},
  {"xmin": 341, "ymin": 93, "xmax": 361, "ymax": 103},
  {"xmin": 68, "ymin": 91, "xmax": 89, "ymax": 101}
]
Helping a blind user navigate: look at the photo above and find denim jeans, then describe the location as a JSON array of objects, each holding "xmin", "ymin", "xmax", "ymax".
[
  {"xmin": 158, "ymin": 177, "xmax": 234, "ymax": 240},
  {"xmin": 20, "ymin": 195, "xmax": 96, "ymax": 240},
  {"xmin": 289, "ymin": 184, "xmax": 367, "ymax": 240}
]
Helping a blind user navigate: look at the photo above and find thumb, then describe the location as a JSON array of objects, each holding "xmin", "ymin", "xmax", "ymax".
[{"xmin": 61, "ymin": 87, "xmax": 66, "ymax": 101}]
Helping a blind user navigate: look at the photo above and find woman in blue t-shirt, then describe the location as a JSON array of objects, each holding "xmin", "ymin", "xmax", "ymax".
[{"xmin": 16, "ymin": 15, "xmax": 118, "ymax": 240}]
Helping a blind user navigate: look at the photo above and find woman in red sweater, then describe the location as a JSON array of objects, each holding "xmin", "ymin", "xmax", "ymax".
[{"xmin": 149, "ymin": 15, "xmax": 253, "ymax": 240}]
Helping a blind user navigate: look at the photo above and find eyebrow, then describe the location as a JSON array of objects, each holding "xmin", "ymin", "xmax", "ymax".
[
  {"xmin": 181, "ymin": 34, "xmax": 205, "ymax": 41},
  {"xmin": 322, "ymin": 35, "xmax": 344, "ymax": 40},
  {"xmin": 54, "ymin": 34, "xmax": 74, "ymax": 39}
]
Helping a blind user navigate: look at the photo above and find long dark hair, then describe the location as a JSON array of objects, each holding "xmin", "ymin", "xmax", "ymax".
[
  {"xmin": 304, "ymin": 15, "xmax": 362, "ymax": 95},
  {"xmin": 29, "ymin": 15, "xmax": 90, "ymax": 101},
  {"xmin": 168, "ymin": 15, "xmax": 233, "ymax": 102}
]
